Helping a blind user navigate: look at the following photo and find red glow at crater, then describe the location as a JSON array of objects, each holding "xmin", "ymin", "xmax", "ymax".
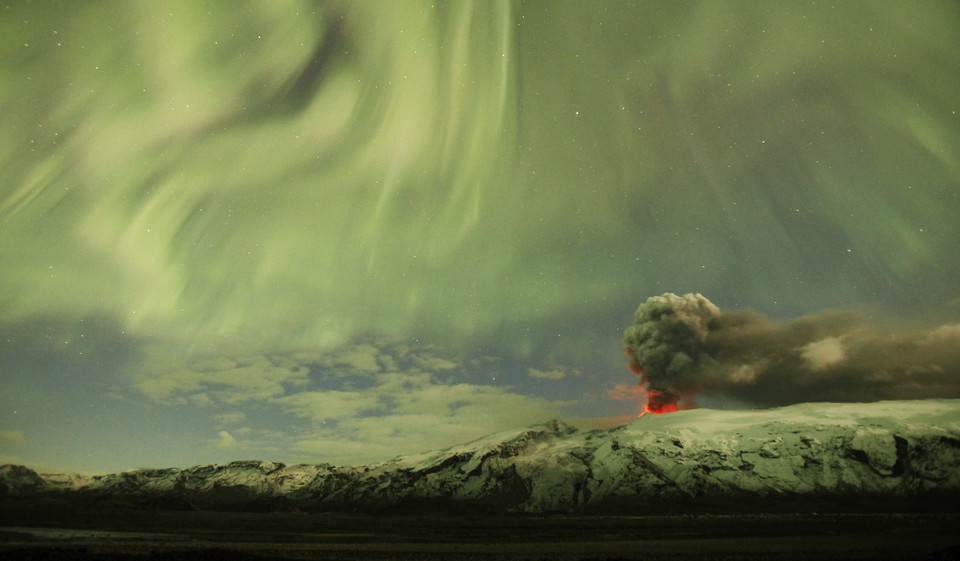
[
  {"xmin": 622, "ymin": 354, "xmax": 691, "ymax": 418},
  {"xmin": 636, "ymin": 389, "xmax": 680, "ymax": 417}
]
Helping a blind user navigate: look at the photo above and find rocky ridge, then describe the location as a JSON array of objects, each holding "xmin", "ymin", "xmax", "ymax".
[{"xmin": 2, "ymin": 400, "xmax": 959, "ymax": 513}]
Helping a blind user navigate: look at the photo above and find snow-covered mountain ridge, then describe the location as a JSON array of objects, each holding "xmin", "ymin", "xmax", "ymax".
[{"xmin": 3, "ymin": 400, "xmax": 959, "ymax": 513}]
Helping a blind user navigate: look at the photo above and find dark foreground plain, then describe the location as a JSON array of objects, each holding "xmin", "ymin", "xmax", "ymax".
[{"xmin": 2, "ymin": 500, "xmax": 958, "ymax": 561}]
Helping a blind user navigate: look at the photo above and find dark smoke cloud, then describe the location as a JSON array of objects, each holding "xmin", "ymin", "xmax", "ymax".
[{"xmin": 622, "ymin": 293, "xmax": 960, "ymax": 408}]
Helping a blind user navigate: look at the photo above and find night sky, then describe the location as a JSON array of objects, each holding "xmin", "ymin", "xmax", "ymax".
[{"xmin": 2, "ymin": 1, "xmax": 959, "ymax": 473}]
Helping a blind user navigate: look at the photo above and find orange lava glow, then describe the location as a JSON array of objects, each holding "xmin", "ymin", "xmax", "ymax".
[
  {"xmin": 622, "ymin": 354, "xmax": 692, "ymax": 418},
  {"xmin": 638, "ymin": 401, "xmax": 680, "ymax": 417}
]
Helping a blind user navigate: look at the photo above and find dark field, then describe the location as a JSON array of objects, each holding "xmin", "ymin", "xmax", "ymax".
[{"xmin": 2, "ymin": 500, "xmax": 958, "ymax": 561}]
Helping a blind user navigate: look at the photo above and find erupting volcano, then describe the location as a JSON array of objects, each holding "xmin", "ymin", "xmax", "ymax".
[
  {"xmin": 629, "ymin": 376, "xmax": 685, "ymax": 417},
  {"xmin": 624, "ymin": 349, "xmax": 684, "ymax": 416},
  {"xmin": 638, "ymin": 389, "xmax": 680, "ymax": 416},
  {"xmin": 621, "ymin": 293, "xmax": 719, "ymax": 417}
]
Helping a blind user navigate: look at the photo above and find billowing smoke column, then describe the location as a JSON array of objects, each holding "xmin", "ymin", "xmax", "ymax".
[
  {"xmin": 622, "ymin": 293, "xmax": 718, "ymax": 413},
  {"xmin": 621, "ymin": 293, "xmax": 960, "ymax": 411}
]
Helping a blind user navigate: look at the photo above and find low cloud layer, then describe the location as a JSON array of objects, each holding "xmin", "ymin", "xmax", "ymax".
[
  {"xmin": 0, "ymin": 430, "xmax": 24, "ymax": 444},
  {"xmin": 528, "ymin": 368, "xmax": 566, "ymax": 380},
  {"xmin": 623, "ymin": 293, "xmax": 960, "ymax": 409},
  {"xmin": 133, "ymin": 339, "xmax": 568, "ymax": 465}
]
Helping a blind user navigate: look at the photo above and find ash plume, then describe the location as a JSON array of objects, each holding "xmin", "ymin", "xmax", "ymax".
[{"xmin": 622, "ymin": 293, "xmax": 960, "ymax": 408}]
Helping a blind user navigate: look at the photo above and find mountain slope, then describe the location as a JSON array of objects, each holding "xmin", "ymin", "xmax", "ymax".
[{"xmin": 3, "ymin": 400, "xmax": 959, "ymax": 513}]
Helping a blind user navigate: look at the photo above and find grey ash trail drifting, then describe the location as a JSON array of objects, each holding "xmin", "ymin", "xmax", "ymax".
[{"xmin": 621, "ymin": 293, "xmax": 960, "ymax": 413}]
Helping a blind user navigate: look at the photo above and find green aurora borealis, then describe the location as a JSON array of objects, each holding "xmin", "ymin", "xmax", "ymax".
[{"xmin": 2, "ymin": 1, "xmax": 959, "ymax": 472}]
